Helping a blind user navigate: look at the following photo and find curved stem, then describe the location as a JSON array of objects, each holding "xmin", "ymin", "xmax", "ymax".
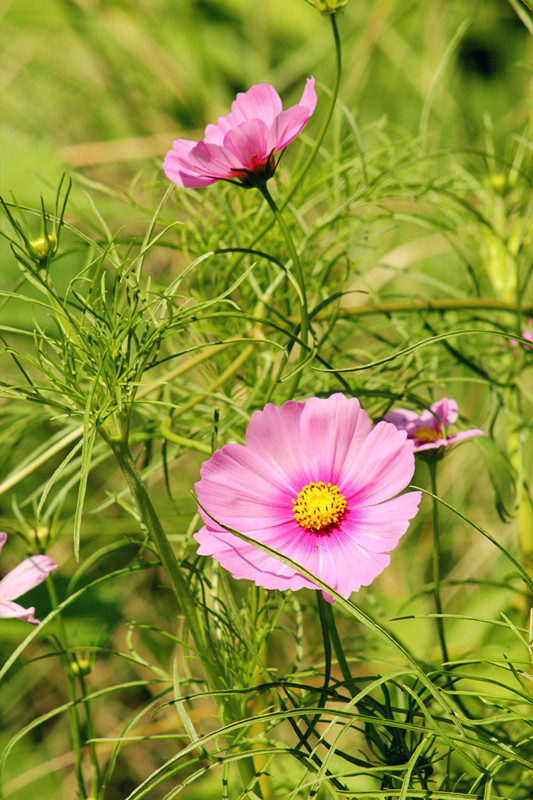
[
  {"xmin": 254, "ymin": 181, "xmax": 309, "ymax": 396},
  {"xmin": 318, "ymin": 593, "xmax": 356, "ymax": 696},
  {"xmin": 427, "ymin": 461, "xmax": 449, "ymax": 667},
  {"xmin": 291, "ymin": 297, "xmax": 533, "ymax": 323},
  {"xmin": 46, "ymin": 576, "xmax": 87, "ymax": 799},
  {"xmin": 104, "ymin": 435, "xmax": 222, "ymax": 695},
  {"xmin": 282, "ymin": 13, "xmax": 342, "ymax": 210},
  {"xmin": 221, "ymin": 12, "xmax": 343, "ymax": 294},
  {"xmin": 255, "ymin": 182, "xmax": 309, "ymax": 345}
]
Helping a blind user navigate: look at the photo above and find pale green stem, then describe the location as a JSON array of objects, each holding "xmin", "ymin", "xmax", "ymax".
[
  {"xmin": 46, "ymin": 576, "xmax": 87, "ymax": 799},
  {"xmin": 254, "ymin": 181, "xmax": 309, "ymax": 398},
  {"xmin": 103, "ymin": 434, "xmax": 218, "ymax": 690},
  {"xmin": 282, "ymin": 13, "xmax": 342, "ymax": 210},
  {"xmin": 427, "ymin": 461, "xmax": 449, "ymax": 667},
  {"xmin": 255, "ymin": 181, "xmax": 309, "ymax": 348},
  {"xmin": 291, "ymin": 297, "xmax": 533, "ymax": 324},
  {"xmin": 104, "ymin": 432, "xmax": 263, "ymax": 793},
  {"xmin": 76, "ymin": 670, "xmax": 101, "ymax": 799}
]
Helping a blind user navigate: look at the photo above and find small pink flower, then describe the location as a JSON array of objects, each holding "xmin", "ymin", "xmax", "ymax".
[
  {"xmin": 510, "ymin": 319, "xmax": 533, "ymax": 351},
  {"xmin": 194, "ymin": 394, "xmax": 421, "ymax": 600},
  {"xmin": 0, "ymin": 533, "xmax": 57, "ymax": 625},
  {"xmin": 384, "ymin": 397, "xmax": 484, "ymax": 453},
  {"xmin": 163, "ymin": 78, "xmax": 317, "ymax": 188}
]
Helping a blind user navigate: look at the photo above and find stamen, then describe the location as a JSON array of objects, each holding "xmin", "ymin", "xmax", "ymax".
[
  {"xmin": 414, "ymin": 426, "xmax": 442, "ymax": 443},
  {"xmin": 292, "ymin": 481, "xmax": 347, "ymax": 532}
]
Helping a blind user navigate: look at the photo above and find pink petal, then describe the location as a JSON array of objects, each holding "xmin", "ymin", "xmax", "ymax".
[
  {"xmin": 445, "ymin": 429, "xmax": 485, "ymax": 446},
  {"xmin": 195, "ymin": 442, "xmax": 294, "ymax": 531},
  {"xmin": 0, "ymin": 555, "xmax": 56, "ymax": 601},
  {"xmin": 266, "ymin": 77, "xmax": 317, "ymax": 152},
  {"xmin": 341, "ymin": 491, "xmax": 422, "ymax": 552},
  {"xmin": 203, "ymin": 84, "xmax": 282, "ymax": 145},
  {"xmin": 194, "ymin": 521, "xmax": 319, "ymax": 593},
  {"xmin": 222, "ymin": 119, "xmax": 270, "ymax": 170},
  {"xmin": 413, "ymin": 438, "xmax": 447, "ymax": 452},
  {"xmin": 319, "ymin": 530, "xmax": 392, "ymax": 597},
  {"xmin": 298, "ymin": 394, "xmax": 372, "ymax": 484},
  {"xmin": 383, "ymin": 409, "xmax": 420, "ymax": 431},
  {"xmin": 187, "ymin": 140, "xmax": 243, "ymax": 180},
  {"xmin": 244, "ymin": 400, "xmax": 308, "ymax": 491},
  {"xmin": 298, "ymin": 76, "xmax": 317, "ymax": 115},
  {"xmin": 267, "ymin": 106, "xmax": 311, "ymax": 153},
  {"xmin": 162, "ymin": 139, "xmax": 217, "ymax": 188},
  {"xmin": 429, "ymin": 398, "xmax": 458, "ymax": 427},
  {"xmin": 227, "ymin": 83, "xmax": 283, "ymax": 128},
  {"xmin": 0, "ymin": 532, "xmax": 6, "ymax": 555},
  {"xmin": 341, "ymin": 421, "xmax": 415, "ymax": 505},
  {"xmin": 0, "ymin": 599, "xmax": 40, "ymax": 625}
]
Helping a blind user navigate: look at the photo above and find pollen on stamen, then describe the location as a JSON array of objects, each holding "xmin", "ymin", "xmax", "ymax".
[
  {"xmin": 414, "ymin": 426, "xmax": 442, "ymax": 444},
  {"xmin": 292, "ymin": 481, "xmax": 347, "ymax": 532}
]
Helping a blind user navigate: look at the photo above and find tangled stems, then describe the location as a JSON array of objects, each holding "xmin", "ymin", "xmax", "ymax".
[
  {"xmin": 252, "ymin": 178, "xmax": 310, "ymax": 396},
  {"xmin": 100, "ymin": 427, "xmax": 218, "ymax": 687},
  {"xmin": 46, "ymin": 574, "xmax": 97, "ymax": 799},
  {"xmin": 427, "ymin": 461, "xmax": 450, "ymax": 668},
  {"xmin": 283, "ymin": 13, "xmax": 342, "ymax": 209},
  {"xmin": 102, "ymin": 427, "xmax": 264, "ymax": 796}
]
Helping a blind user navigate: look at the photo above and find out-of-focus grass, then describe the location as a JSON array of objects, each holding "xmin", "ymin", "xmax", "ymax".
[{"xmin": 1, "ymin": 0, "xmax": 529, "ymax": 190}]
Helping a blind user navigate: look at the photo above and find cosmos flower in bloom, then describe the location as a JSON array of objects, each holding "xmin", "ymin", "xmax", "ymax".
[
  {"xmin": 163, "ymin": 78, "xmax": 317, "ymax": 188},
  {"xmin": 0, "ymin": 533, "xmax": 56, "ymax": 624},
  {"xmin": 384, "ymin": 397, "xmax": 484, "ymax": 453},
  {"xmin": 194, "ymin": 394, "xmax": 421, "ymax": 600},
  {"xmin": 510, "ymin": 320, "xmax": 533, "ymax": 351}
]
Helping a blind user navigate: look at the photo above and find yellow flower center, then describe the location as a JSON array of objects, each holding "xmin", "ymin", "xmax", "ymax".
[
  {"xmin": 415, "ymin": 426, "xmax": 442, "ymax": 443},
  {"xmin": 292, "ymin": 481, "xmax": 347, "ymax": 532}
]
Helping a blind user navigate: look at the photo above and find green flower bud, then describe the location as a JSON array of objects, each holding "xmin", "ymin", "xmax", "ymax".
[
  {"xmin": 304, "ymin": 0, "xmax": 349, "ymax": 14},
  {"xmin": 28, "ymin": 233, "xmax": 58, "ymax": 265}
]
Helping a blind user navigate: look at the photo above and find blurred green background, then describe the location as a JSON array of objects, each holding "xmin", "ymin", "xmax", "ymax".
[{"xmin": 1, "ymin": 0, "xmax": 530, "ymax": 200}]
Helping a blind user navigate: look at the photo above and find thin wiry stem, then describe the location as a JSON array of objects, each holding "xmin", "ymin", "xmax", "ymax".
[{"xmin": 428, "ymin": 461, "xmax": 449, "ymax": 667}]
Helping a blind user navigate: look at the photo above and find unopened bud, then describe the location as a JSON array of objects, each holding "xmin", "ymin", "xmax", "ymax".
[
  {"xmin": 29, "ymin": 525, "xmax": 50, "ymax": 547},
  {"xmin": 70, "ymin": 657, "xmax": 92, "ymax": 677},
  {"xmin": 28, "ymin": 233, "xmax": 58, "ymax": 265},
  {"xmin": 304, "ymin": 0, "xmax": 349, "ymax": 13}
]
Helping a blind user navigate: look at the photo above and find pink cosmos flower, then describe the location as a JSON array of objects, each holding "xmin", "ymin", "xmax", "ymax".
[
  {"xmin": 194, "ymin": 394, "xmax": 421, "ymax": 600},
  {"xmin": 383, "ymin": 397, "xmax": 484, "ymax": 453},
  {"xmin": 163, "ymin": 78, "xmax": 317, "ymax": 188},
  {"xmin": 0, "ymin": 533, "xmax": 56, "ymax": 624},
  {"xmin": 510, "ymin": 319, "xmax": 533, "ymax": 351}
]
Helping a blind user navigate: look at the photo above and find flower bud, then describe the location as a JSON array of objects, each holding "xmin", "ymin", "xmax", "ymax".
[
  {"xmin": 29, "ymin": 525, "xmax": 50, "ymax": 548},
  {"xmin": 304, "ymin": 0, "xmax": 350, "ymax": 14},
  {"xmin": 70, "ymin": 656, "xmax": 93, "ymax": 677},
  {"xmin": 28, "ymin": 233, "xmax": 58, "ymax": 266}
]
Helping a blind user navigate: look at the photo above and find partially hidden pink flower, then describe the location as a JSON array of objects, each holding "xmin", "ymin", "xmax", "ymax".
[
  {"xmin": 0, "ymin": 533, "xmax": 57, "ymax": 624},
  {"xmin": 194, "ymin": 394, "xmax": 421, "ymax": 600},
  {"xmin": 163, "ymin": 78, "xmax": 317, "ymax": 188},
  {"xmin": 384, "ymin": 397, "xmax": 484, "ymax": 453},
  {"xmin": 510, "ymin": 319, "xmax": 533, "ymax": 351}
]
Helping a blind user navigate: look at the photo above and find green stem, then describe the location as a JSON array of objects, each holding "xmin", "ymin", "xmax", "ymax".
[
  {"xmin": 254, "ymin": 181, "xmax": 310, "ymax": 397},
  {"xmin": 221, "ymin": 11, "xmax": 342, "ymax": 314},
  {"xmin": 255, "ymin": 181, "xmax": 309, "ymax": 347},
  {"xmin": 290, "ymin": 297, "xmax": 533, "ymax": 323},
  {"xmin": 46, "ymin": 576, "xmax": 87, "ymax": 799},
  {"xmin": 318, "ymin": 593, "xmax": 356, "ymax": 696},
  {"xmin": 77, "ymin": 670, "xmax": 101, "ymax": 799},
  {"xmin": 282, "ymin": 13, "xmax": 342, "ymax": 210},
  {"xmin": 427, "ymin": 461, "xmax": 449, "ymax": 667},
  {"xmin": 103, "ymin": 434, "xmax": 221, "ymax": 693}
]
